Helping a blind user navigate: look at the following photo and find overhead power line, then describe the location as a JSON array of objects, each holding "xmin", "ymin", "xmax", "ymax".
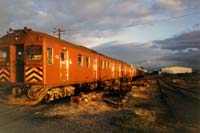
[{"xmin": 126, "ymin": 10, "xmax": 200, "ymax": 28}]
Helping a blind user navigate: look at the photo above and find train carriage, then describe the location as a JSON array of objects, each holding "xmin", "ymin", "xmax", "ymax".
[{"xmin": 0, "ymin": 27, "xmax": 143, "ymax": 104}]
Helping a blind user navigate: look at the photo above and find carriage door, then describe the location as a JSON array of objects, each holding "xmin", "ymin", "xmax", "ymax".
[
  {"xmin": 93, "ymin": 58, "xmax": 97, "ymax": 80},
  {"xmin": 16, "ymin": 44, "xmax": 24, "ymax": 82},
  {"xmin": 112, "ymin": 62, "xmax": 115, "ymax": 78},
  {"xmin": 60, "ymin": 50, "xmax": 69, "ymax": 81}
]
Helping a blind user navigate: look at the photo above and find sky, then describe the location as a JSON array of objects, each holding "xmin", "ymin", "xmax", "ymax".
[{"xmin": 0, "ymin": 0, "xmax": 200, "ymax": 69}]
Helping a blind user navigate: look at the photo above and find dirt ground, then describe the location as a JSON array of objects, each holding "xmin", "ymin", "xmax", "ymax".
[{"xmin": 0, "ymin": 74, "xmax": 199, "ymax": 133}]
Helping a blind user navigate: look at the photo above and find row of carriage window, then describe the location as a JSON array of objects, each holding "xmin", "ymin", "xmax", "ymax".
[
  {"xmin": 78, "ymin": 54, "xmax": 90, "ymax": 68},
  {"xmin": 47, "ymin": 47, "xmax": 115, "ymax": 70},
  {"xmin": 46, "ymin": 47, "xmax": 110, "ymax": 69},
  {"xmin": 78, "ymin": 54, "xmax": 112, "ymax": 70},
  {"xmin": 0, "ymin": 46, "xmax": 125, "ymax": 71}
]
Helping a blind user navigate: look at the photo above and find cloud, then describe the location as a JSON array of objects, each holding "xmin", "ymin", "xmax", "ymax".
[
  {"xmin": 153, "ymin": 0, "xmax": 185, "ymax": 12},
  {"xmin": 72, "ymin": 34, "xmax": 104, "ymax": 47},
  {"xmin": 153, "ymin": 30, "xmax": 200, "ymax": 51},
  {"xmin": 116, "ymin": 1, "xmax": 150, "ymax": 16},
  {"xmin": 93, "ymin": 41, "xmax": 170, "ymax": 67},
  {"xmin": 157, "ymin": 49, "xmax": 200, "ymax": 69},
  {"xmin": 0, "ymin": 0, "xmax": 200, "ymax": 69},
  {"xmin": 148, "ymin": 30, "xmax": 200, "ymax": 69},
  {"xmin": 160, "ymin": 49, "xmax": 200, "ymax": 63},
  {"xmin": 1, "ymin": 0, "xmax": 199, "ymax": 46},
  {"xmin": 93, "ymin": 38, "xmax": 200, "ymax": 70},
  {"xmin": 193, "ymin": 23, "xmax": 200, "ymax": 29},
  {"xmin": 147, "ymin": 30, "xmax": 200, "ymax": 69}
]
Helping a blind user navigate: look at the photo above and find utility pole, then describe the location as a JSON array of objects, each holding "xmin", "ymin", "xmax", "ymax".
[{"xmin": 53, "ymin": 28, "xmax": 65, "ymax": 39}]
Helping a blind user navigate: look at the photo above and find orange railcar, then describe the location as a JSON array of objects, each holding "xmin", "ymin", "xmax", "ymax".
[{"xmin": 0, "ymin": 27, "xmax": 143, "ymax": 103}]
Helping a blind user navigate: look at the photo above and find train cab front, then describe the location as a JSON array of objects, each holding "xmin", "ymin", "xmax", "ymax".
[{"xmin": 0, "ymin": 27, "xmax": 45, "ymax": 104}]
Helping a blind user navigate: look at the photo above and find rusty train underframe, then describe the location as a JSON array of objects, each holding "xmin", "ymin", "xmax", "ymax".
[{"xmin": 10, "ymin": 78, "xmax": 132, "ymax": 105}]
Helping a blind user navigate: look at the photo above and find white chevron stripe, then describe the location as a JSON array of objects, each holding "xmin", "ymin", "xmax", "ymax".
[
  {"xmin": 24, "ymin": 67, "xmax": 43, "ymax": 82},
  {"xmin": 0, "ymin": 74, "xmax": 9, "ymax": 80},
  {"xmin": 25, "ymin": 67, "xmax": 42, "ymax": 70},
  {"xmin": 0, "ymin": 69, "xmax": 10, "ymax": 75},
  {"xmin": 0, "ymin": 78, "xmax": 7, "ymax": 82},
  {"xmin": 25, "ymin": 67, "xmax": 43, "ymax": 75},
  {"xmin": 27, "ymin": 78, "xmax": 40, "ymax": 82},
  {"xmin": 25, "ymin": 70, "xmax": 43, "ymax": 76},
  {"xmin": 25, "ymin": 67, "xmax": 42, "ymax": 71},
  {"xmin": 25, "ymin": 73, "xmax": 43, "ymax": 81}
]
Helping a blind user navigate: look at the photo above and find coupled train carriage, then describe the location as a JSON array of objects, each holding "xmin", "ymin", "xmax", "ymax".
[{"xmin": 0, "ymin": 27, "xmax": 144, "ymax": 103}]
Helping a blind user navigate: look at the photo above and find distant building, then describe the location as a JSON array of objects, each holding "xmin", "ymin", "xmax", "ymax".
[
  {"xmin": 139, "ymin": 67, "xmax": 148, "ymax": 73},
  {"xmin": 161, "ymin": 66, "xmax": 192, "ymax": 74}
]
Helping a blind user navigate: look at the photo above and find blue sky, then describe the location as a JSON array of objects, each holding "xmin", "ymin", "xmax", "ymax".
[{"xmin": 0, "ymin": 0, "xmax": 200, "ymax": 69}]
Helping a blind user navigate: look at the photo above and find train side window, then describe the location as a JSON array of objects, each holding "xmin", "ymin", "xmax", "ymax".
[
  {"xmin": 0, "ymin": 49, "xmax": 8, "ymax": 62},
  {"xmin": 78, "ymin": 54, "xmax": 83, "ymax": 67},
  {"xmin": 25, "ymin": 45, "xmax": 42, "ymax": 61},
  {"xmin": 61, "ymin": 52, "xmax": 65, "ymax": 61},
  {"xmin": 86, "ymin": 56, "xmax": 90, "ymax": 68},
  {"xmin": 101, "ymin": 60, "xmax": 104, "ymax": 69},
  {"xmin": 106, "ymin": 61, "xmax": 108, "ymax": 70},
  {"xmin": 47, "ymin": 47, "xmax": 53, "ymax": 64}
]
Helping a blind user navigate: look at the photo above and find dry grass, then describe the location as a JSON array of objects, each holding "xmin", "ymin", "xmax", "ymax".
[
  {"xmin": 131, "ymin": 93, "xmax": 149, "ymax": 99},
  {"xmin": 45, "ymin": 101, "xmax": 112, "ymax": 117},
  {"xmin": 0, "ymin": 74, "xmax": 199, "ymax": 132},
  {"xmin": 43, "ymin": 92, "xmax": 112, "ymax": 117},
  {"xmin": 133, "ymin": 108, "xmax": 157, "ymax": 123},
  {"xmin": 5, "ymin": 95, "xmax": 43, "ymax": 106}
]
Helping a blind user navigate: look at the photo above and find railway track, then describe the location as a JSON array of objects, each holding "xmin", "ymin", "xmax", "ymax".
[
  {"xmin": 161, "ymin": 78, "xmax": 200, "ymax": 104},
  {"xmin": 157, "ymin": 79, "xmax": 178, "ymax": 121},
  {"xmin": 0, "ymin": 103, "xmax": 48, "ymax": 128},
  {"xmin": 0, "ymin": 86, "xmax": 50, "ymax": 128},
  {"xmin": 157, "ymin": 78, "xmax": 200, "ymax": 123},
  {"xmin": 0, "ymin": 90, "xmax": 129, "ymax": 129}
]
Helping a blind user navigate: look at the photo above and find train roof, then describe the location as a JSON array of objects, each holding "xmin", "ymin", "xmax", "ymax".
[
  {"xmin": 0, "ymin": 27, "xmax": 134, "ymax": 67},
  {"xmin": 33, "ymin": 30, "xmax": 124, "ymax": 62},
  {"xmin": 33, "ymin": 30, "xmax": 99, "ymax": 54}
]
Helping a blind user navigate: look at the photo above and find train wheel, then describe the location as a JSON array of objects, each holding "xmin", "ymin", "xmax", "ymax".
[
  {"xmin": 27, "ymin": 89, "xmax": 34, "ymax": 100},
  {"xmin": 27, "ymin": 86, "xmax": 44, "ymax": 100},
  {"xmin": 12, "ymin": 87, "xmax": 22, "ymax": 97},
  {"xmin": 44, "ymin": 94, "xmax": 50, "ymax": 103}
]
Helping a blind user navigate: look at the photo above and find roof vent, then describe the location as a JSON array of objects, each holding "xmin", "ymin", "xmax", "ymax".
[
  {"xmin": 7, "ymin": 28, "xmax": 14, "ymax": 34},
  {"xmin": 24, "ymin": 26, "xmax": 32, "ymax": 33}
]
